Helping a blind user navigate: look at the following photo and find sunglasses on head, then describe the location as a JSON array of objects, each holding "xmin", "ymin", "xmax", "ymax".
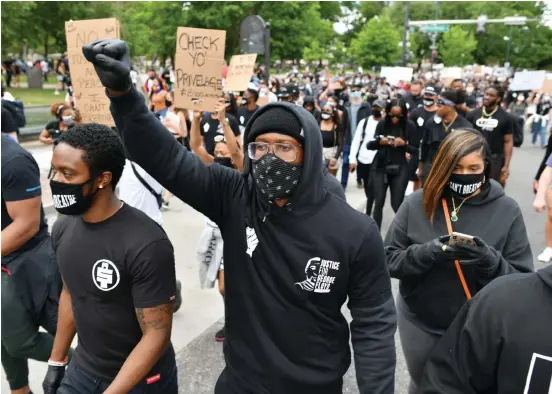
[{"xmin": 437, "ymin": 97, "xmax": 456, "ymax": 107}]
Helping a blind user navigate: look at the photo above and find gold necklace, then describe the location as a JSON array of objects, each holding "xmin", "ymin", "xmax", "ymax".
[
  {"xmin": 482, "ymin": 105, "xmax": 498, "ymax": 118},
  {"xmin": 451, "ymin": 196, "xmax": 469, "ymax": 222},
  {"xmin": 443, "ymin": 113, "xmax": 458, "ymax": 133}
]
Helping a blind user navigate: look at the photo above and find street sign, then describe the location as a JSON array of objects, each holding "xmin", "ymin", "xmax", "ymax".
[{"xmin": 420, "ymin": 24, "xmax": 449, "ymax": 33}]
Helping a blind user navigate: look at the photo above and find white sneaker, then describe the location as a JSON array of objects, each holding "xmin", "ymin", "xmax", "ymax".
[
  {"xmin": 54, "ymin": 91, "xmax": 60, "ymax": 95},
  {"xmin": 537, "ymin": 247, "xmax": 552, "ymax": 263}
]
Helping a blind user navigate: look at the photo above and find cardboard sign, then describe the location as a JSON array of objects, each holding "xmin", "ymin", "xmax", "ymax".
[
  {"xmin": 174, "ymin": 27, "xmax": 226, "ymax": 112},
  {"xmin": 65, "ymin": 18, "xmax": 120, "ymax": 126},
  {"xmin": 540, "ymin": 79, "xmax": 552, "ymax": 94},
  {"xmin": 380, "ymin": 67, "xmax": 413, "ymax": 86},
  {"xmin": 225, "ymin": 54, "xmax": 257, "ymax": 92},
  {"xmin": 510, "ymin": 70, "xmax": 546, "ymax": 91}
]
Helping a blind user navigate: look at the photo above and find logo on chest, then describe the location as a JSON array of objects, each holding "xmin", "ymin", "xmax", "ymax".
[
  {"xmin": 246, "ymin": 226, "xmax": 259, "ymax": 258},
  {"xmin": 295, "ymin": 257, "xmax": 341, "ymax": 294},
  {"xmin": 92, "ymin": 259, "xmax": 120, "ymax": 291},
  {"xmin": 475, "ymin": 117, "xmax": 499, "ymax": 131}
]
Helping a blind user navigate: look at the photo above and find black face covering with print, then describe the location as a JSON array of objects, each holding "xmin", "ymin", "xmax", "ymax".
[
  {"xmin": 50, "ymin": 178, "xmax": 97, "ymax": 215},
  {"xmin": 252, "ymin": 153, "xmax": 302, "ymax": 201},
  {"xmin": 448, "ymin": 172, "xmax": 484, "ymax": 198}
]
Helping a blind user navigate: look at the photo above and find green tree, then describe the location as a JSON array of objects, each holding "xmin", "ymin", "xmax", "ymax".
[
  {"xmin": 350, "ymin": 16, "xmax": 402, "ymax": 68},
  {"xmin": 439, "ymin": 26, "xmax": 477, "ymax": 66}
]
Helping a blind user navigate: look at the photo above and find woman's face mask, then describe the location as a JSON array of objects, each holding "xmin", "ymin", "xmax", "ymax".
[
  {"xmin": 448, "ymin": 172, "xmax": 484, "ymax": 198},
  {"xmin": 61, "ymin": 115, "xmax": 74, "ymax": 126}
]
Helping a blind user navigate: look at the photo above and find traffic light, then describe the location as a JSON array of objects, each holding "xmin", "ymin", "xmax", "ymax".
[{"xmin": 476, "ymin": 14, "xmax": 487, "ymax": 34}]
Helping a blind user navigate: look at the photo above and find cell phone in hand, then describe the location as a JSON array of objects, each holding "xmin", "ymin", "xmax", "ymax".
[{"xmin": 449, "ymin": 232, "xmax": 476, "ymax": 247}]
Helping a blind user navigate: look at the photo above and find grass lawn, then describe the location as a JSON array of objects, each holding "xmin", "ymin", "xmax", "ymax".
[{"xmin": 8, "ymin": 87, "xmax": 63, "ymax": 107}]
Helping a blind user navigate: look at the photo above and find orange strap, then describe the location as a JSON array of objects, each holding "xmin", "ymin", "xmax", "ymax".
[{"xmin": 441, "ymin": 199, "xmax": 472, "ymax": 300}]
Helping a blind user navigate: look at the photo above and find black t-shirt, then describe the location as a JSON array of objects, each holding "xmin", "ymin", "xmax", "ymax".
[
  {"xmin": 200, "ymin": 113, "xmax": 241, "ymax": 155},
  {"xmin": 420, "ymin": 115, "xmax": 473, "ymax": 179},
  {"xmin": 1, "ymin": 107, "xmax": 16, "ymax": 135},
  {"xmin": 467, "ymin": 106, "xmax": 513, "ymax": 155},
  {"xmin": 408, "ymin": 106, "xmax": 437, "ymax": 152},
  {"xmin": 51, "ymin": 204, "xmax": 176, "ymax": 381},
  {"xmin": 405, "ymin": 94, "xmax": 423, "ymax": 113},
  {"xmin": 44, "ymin": 120, "xmax": 74, "ymax": 141},
  {"xmin": 1, "ymin": 134, "xmax": 48, "ymax": 254},
  {"xmin": 236, "ymin": 105, "xmax": 259, "ymax": 133}
]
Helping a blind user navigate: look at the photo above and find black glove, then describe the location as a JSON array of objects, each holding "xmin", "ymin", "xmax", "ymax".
[
  {"xmin": 413, "ymin": 235, "xmax": 458, "ymax": 266},
  {"xmin": 82, "ymin": 39, "xmax": 131, "ymax": 92},
  {"xmin": 42, "ymin": 363, "xmax": 66, "ymax": 394},
  {"xmin": 450, "ymin": 236, "xmax": 499, "ymax": 270}
]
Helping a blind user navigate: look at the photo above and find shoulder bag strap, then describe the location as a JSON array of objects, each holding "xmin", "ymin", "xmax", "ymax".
[
  {"xmin": 441, "ymin": 198, "xmax": 472, "ymax": 300},
  {"xmin": 130, "ymin": 163, "xmax": 162, "ymax": 207}
]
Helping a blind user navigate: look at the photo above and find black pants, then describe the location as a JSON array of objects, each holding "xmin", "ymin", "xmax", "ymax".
[
  {"xmin": 1, "ymin": 237, "xmax": 62, "ymax": 390},
  {"xmin": 372, "ymin": 166, "xmax": 409, "ymax": 229},
  {"xmin": 357, "ymin": 163, "xmax": 374, "ymax": 215},
  {"xmin": 490, "ymin": 155, "xmax": 505, "ymax": 184},
  {"xmin": 58, "ymin": 359, "xmax": 178, "ymax": 394}
]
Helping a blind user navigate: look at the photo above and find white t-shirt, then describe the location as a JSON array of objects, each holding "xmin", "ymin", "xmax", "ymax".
[
  {"xmin": 349, "ymin": 116, "xmax": 378, "ymax": 165},
  {"xmin": 118, "ymin": 160, "xmax": 164, "ymax": 226},
  {"xmin": 163, "ymin": 110, "xmax": 181, "ymax": 135}
]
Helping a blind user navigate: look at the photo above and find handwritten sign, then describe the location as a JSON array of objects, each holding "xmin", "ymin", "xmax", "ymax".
[
  {"xmin": 225, "ymin": 54, "xmax": 257, "ymax": 92},
  {"xmin": 174, "ymin": 27, "xmax": 226, "ymax": 112},
  {"xmin": 65, "ymin": 18, "xmax": 120, "ymax": 126},
  {"xmin": 380, "ymin": 67, "xmax": 413, "ymax": 86}
]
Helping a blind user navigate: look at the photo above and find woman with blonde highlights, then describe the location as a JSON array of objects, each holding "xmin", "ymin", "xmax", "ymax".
[{"xmin": 384, "ymin": 129, "xmax": 533, "ymax": 394}]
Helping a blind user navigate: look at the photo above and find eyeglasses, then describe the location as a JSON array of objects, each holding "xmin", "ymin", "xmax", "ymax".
[{"xmin": 248, "ymin": 142, "xmax": 302, "ymax": 163}]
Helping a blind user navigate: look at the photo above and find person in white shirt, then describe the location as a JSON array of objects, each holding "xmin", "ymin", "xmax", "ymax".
[{"xmin": 349, "ymin": 100, "xmax": 385, "ymax": 215}]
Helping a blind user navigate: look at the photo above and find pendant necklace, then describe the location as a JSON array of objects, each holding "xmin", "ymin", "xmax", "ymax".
[{"xmin": 451, "ymin": 196, "xmax": 468, "ymax": 222}]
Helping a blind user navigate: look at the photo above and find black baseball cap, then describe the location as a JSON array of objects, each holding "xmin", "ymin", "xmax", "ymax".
[
  {"xmin": 423, "ymin": 86, "xmax": 439, "ymax": 96},
  {"xmin": 279, "ymin": 84, "xmax": 299, "ymax": 98}
]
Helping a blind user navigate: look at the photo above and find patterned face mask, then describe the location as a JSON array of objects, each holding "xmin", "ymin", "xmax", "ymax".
[{"xmin": 252, "ymin": 153, "xmax": 302, "ymax": 201}]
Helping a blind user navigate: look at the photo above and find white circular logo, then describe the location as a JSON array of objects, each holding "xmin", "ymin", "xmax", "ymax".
[{"xmin": 92, "ymin": 259, "xmax": 120, "ymax": 291}]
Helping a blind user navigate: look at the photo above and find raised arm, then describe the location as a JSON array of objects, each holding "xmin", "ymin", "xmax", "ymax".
[
  {"xmin": 189, "ymin": 107, "xmax": 213, "ymax": 164},
  {"xmin": 214, "ymin": 98, "xmax": 244, "ymax": 172},
  {"xmin": 83, "ymin": 39, "xmax": 242, "ymax": 223}
]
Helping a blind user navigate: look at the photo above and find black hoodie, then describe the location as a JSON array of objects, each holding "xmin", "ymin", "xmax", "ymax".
[
  {"xmin": 384, "ymin": 181, "xmax": 533, "ymax": 330},
  {"xmin": 420, "ymin": 265, "xmax": 552, "ymax": 394},
  {"xmin": 109, "ymin": 87, "xmax": 396, "ymax": 394}
]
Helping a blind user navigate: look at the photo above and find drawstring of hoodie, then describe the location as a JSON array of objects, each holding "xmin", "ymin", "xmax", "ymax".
[{"xmin": 262, "ymin": 201, "xmax": 293, "ymax": 223}]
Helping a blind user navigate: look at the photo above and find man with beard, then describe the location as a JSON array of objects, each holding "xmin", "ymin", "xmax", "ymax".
[
  {"xmin": 404, "ymin": 80, "xmax": 424, "ymax": 112},
  {"xmin": 236, "ymin": 88, "xmax": 259, "ymax": 134},
  {"xmin": 83, "ymin": 38, "xmax": 397, "ymax": 394},
  {"xmin": 467, "ymin": 85, "xmax": 514, "ymax": 187},
  {"xmin": 408, "ymin": 86, "xmax": 439, "ymax": 190}
]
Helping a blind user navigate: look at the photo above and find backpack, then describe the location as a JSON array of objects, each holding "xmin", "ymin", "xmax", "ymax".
[{"xmin": 2, "ymin": 100, "xmax": 26, "ymax": 128}]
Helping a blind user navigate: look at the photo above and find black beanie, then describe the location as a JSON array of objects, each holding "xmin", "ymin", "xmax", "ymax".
[{"xmin": 247, "ymin": 107, "xmax": 305, "ymax": 144}]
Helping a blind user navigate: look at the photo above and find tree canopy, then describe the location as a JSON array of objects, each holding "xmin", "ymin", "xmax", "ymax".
[{"xmin": 1, "ymin": 1, "xmax": 551, "ymax": 70}]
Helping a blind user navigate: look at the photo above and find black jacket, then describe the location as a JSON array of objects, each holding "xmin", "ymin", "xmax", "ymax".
[
  {"xmin": 367, "ymin": 119, "xmax": 418, "ymax": 170},
  {"xmin": 420, "ymin": 265, "xmax": 552, "ymax": 394},
  {"xmin": 342, "ymin": 101, "xmax": 371, "ymax": 146},
  {"xmin": 109, "ymin": 87, "xmax": 396, "ymax": 394},
  {"xmin": 384, "ymin": 183, "xmax": 533, "ymax": 330}
]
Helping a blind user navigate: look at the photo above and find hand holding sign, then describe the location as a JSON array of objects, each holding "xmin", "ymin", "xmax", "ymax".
[
  {"xmin": 82, "ymin": 39, "xmax": 131, "ymax": 92},
  {"xmin": 214, "ymin": 98, "xmax": 227, "ymax": 123}
]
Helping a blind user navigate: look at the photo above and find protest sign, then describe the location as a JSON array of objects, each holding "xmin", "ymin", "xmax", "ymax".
[
  {"xmin": 539, "ymin": 79, "xmax": 552, "ymax": 94},
  {"xmin": 65, "ymin": 18, "xmax": 119, "ymax": 126},
  {"xmin": 225, "ymin": 54, "xmax": 257, "ymax": 92},
  {"xmin": 441, "ymin": 67, "xmax": 463, "ymax": 79},
  {"xmin": 380, "ymin": 67, "xmax": 413, "ymax": 86},
  {"xmin": 174, "ymin": 27, "xmax": 226, "ymax": 112},
  {"xmin": 509, "ymin": 70, "xmax": 546, "ymax": 91}
]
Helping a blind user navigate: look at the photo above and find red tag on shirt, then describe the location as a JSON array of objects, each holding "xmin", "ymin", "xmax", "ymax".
[{"xmin": 146, "ymin": 374, "xmax": 161, "ymax": 384}]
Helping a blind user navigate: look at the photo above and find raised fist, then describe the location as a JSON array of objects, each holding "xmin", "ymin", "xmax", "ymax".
[{"xmin": 82, "ymin": 39, "xmax": 131, "ymax": 92}]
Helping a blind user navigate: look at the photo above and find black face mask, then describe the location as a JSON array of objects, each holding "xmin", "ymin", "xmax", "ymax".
[
  {"xmin": 448, "ymin": 172, "xmax": 484, "ymax": 198},
  {"xmin": 334, "ymin": 88, "xmax": 344, "ymax": 96},
  {"xmin": 252, "ymin": 153, "xmax": 302, "ymax": 201},
  {"xmin": 165, "ymin": 99, "xmax": 173, "ymax": 107},
  {"xmin": 423, "ymin": 99, "xmax": 435, "ymax": 107},
  {"xmin": 214, "ymin": 156, "xmax": 233, "ymax": 168},
  {"xmin": 50, "ymin": 178, "xmax": 97, "ymax": 215}
]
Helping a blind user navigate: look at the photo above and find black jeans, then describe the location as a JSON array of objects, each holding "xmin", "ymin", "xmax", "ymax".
[
  {"xmin": 58, "ymin": 359, "xmax": 178, "ymax": 394},
  {"xmin": 357, "ymin": 163, "xmax": 374, "ymax": 215},
  {"xmin": 1, "ymin": 237, "xmax": 62, "ymax": 390},
  {"xmin": 371, "ymin": 165, "xmax": 409, "ymax": 229}
]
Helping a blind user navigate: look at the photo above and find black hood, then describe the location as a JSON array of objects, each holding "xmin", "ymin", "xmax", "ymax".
[
  {"xmin": 537, "ymin": 265, "xmax": 552, "ymax": 290},
  {"xmin": 243, "ymin": 102, "xmax": 325, "ymax": 220}
]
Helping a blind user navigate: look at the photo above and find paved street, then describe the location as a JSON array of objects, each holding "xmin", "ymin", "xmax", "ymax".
[{"xmin": 2, "ymin": 140, "xmax": 547, "ymax": 394}]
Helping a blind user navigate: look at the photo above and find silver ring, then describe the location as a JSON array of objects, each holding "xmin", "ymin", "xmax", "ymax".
[{"xmin": 442, "ymin": 244, "xmax": 447, "ymax": 252}]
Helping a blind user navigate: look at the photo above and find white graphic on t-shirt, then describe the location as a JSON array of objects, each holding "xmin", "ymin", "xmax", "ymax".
[
  {"xmin": 523, "ymin": 352, "xmax": 552, "ymax": 394},
  {"xmin": 203, "ymin": 123, "xmax": 210, "ymax": 132},
  {"xmin": 240, "ymin": 116, "xmax": 245, "ymax": 125},
  {"xmin": 53, "ymin": 194, "xmax": 76, "ymax": 209},
  {"xmin": 295, "ymin": 257, "xmax": 340, "ymax": 294},
  {"xmin": 475, "ymin": 117, "xmax": 499, "ymax": 131},
  {"xmin": 92, "ymin": 259, "xmax": 120, "ymax": 291},
  {"xmin": 246, "ymin": 227, "xmax": 259, "ymax": 257},
  {"xmin": 417, "ymin": 117, "xmax": 424, "ymax": 127}
]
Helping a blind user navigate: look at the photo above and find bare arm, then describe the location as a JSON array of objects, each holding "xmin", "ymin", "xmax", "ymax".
[
  {"xmin": 49, "ymin": 284, "xmax": 76, "ymax": 362},
  {"xmin": 534, "ymin": 166, "xmax": 552, "ymax": 212},
  {"xmin": 503, "ymin": 134, "xmax": 514, "ymax": 170},
  {"xmin": 39, "ymin": 128, "xmax": 53, "ymax": 145},
  {"xmin": 1, "ymin": 196, "xmax": 41, "ymax": 256},
  {"xmin": 176, "ymin": 110, "xmax": 188, "ymax": 138},
  {"xmin": 190, "ymin": 111, "xmax": 213, "ymax": 164},
  {"xmin": 103, "ymin": 304, "xmax": 172, "ymax": 394},
  {"xmin": 216, "ymin": 99, "xmax": 244, "ymax": 172}
]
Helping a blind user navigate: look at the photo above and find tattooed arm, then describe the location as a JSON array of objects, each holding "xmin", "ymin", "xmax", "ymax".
[
  {"xmin": 103, "ymin": 239, "xmax": 176, "ymax": 394},
  {"xmin": 103, "ymin": 304, "xmax": 173, "ymax": 394}
]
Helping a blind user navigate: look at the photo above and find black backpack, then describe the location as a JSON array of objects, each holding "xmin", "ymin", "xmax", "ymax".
[
  {"xmin": 2, "ymin": 99, "xmax": 26, "ymax": 128},
  {"xmin": 513, "ymin": 115, "xmax": 524, "ymax": 148}
]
